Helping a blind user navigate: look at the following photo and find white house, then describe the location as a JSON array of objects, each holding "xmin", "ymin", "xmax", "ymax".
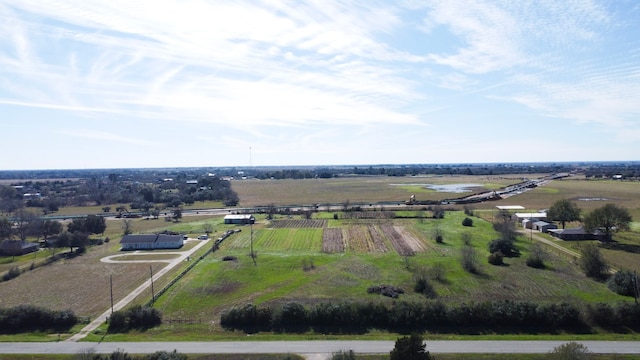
[{"xmin": 120, "ymin": 234, "xmax": 184, "ymax": 250}]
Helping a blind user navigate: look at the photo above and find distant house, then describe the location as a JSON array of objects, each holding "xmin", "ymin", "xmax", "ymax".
[
  {"xmin": 548, "ymin": 227, "xmax": 606, "ymax": 241},
  {"xmin": 120, "ymin": 234, "xmax": 184, "ymax": 251},
  {"xmin": 0, "ymin": 240, "xmax": 39, "ymax": 256},
  {"xmin": 224, "ymin": 214, "xmax": 255, "ymax": 225}
]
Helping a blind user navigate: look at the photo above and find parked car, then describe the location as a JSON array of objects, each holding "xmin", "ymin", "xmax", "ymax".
[{"xmin": 197, "ymin": 235, "xmax": 208, "ymax": 240}]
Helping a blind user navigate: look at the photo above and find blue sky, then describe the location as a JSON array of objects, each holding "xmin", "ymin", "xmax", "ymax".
[{"xmin": 1, "ymin": 1, "xmax": 639, "ymax": 170}]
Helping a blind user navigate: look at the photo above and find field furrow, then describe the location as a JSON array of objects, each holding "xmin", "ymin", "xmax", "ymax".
[
  {"xmin": 367, "ymin": 225, "xmax": 389, "ymax": 252},
  {"xmin": 380, "ymin": 224, "xmax": 414, "ymax": 256},
  {"xmin": 322, "ymin": 228, "xmax": 344, "ymax": 253}
]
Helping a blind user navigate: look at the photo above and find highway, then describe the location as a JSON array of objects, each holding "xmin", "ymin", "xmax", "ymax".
[{"xmin": 1, "ymin": 340, "xmax": 639, "ymax": 356}]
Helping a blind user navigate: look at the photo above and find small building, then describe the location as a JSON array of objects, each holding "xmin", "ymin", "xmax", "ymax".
[
  {"xmin": 513, "ymin": 212, "xmax": 547, "ymax": 221},
  {"xmin": 120, "ymin": 234, "xmax": 184, "ymax": 251},
  {"xmin": 0, "ymin": 240, "xmax": 39, "ymax": 256},
  {"xmin": 532, "ymin": 221, "xmax": 557, "ymax": 233},
  {"xmin": 548, "ymin": 227, "xmax": 606, "ymax": 241},
  {"xmin": 224, "ymin": 214, "xmax": 255, "ymax": 225}
]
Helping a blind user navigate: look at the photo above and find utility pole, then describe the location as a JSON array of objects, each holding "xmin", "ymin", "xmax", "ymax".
[
  {"xmin": 110, "ymin": 275, "xmax": 114, "ymax": 314},
  {"xmin": 250, "ymin": 222, "xmax": 256, "ymax": 266},
  {"xmin": 150, "ymin": 265, "xmax": 155, "ymax": 304}
]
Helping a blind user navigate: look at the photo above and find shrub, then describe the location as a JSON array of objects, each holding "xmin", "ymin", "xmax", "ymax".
[
  {"xmin": 579, "ymin": 243, "xmax": 608, "ymax": 279},
  {"xmin": 488, "ymin": 238, "xmax": 519, "ymax": 257},
  {"xmin": 0, "ymin": 305, "xmax": 77, "ymax": 333},
  {"xmin": 526, "ymin": 256, "xmax": 545, "ymax": 269},
  {"xmin": 390, "ymin": 334, "xmax": 432, "ymax": 360},
  {"xmin": 461, "ymin": 232, "xmax": 472, "ymax": 245},
  {"xmin": 2, "ymin": 266, "xmax": 21, "ymax": 282},
  {"xmin": 526, "ymin": 243, "xmax": 546, "ymax": 269},
  {"xmin": 548, "ymin": 342, "xmax": 591, "ymax": 360},
  {"xmin": 272, "ymin": 302, "xmax": 308, "ymax": 330},
  {"xmin": 107, "ymin": 305, "xmax": 161, "ymax": 333},
  {"xmin": 329, "ymin": 350, "xmax": 357, "ymax": 360},
  {"xmin": 429, "ymin": 263, "xmax": 447, "ymax": 283},
  {"xmin": 462, "ymin": 217, "xmax": 473, "ymax": 227},
  {"xmin": 460, "ymin": 244, "xmax": 479, "ymax": 274},
  {"xmin": 607, "ymin": 269, "xmax": 637, "ymax": 296},
  {"xmin": 488, "ymin": 251, "xmax": 504, "ymax": 265},
  {"xmin": 432, "ymin": 224, "xmax": 444, "ymax": 243},
  {"xmin": 414, "ymin": 277, "xmax": 437, "ymax": 299}
]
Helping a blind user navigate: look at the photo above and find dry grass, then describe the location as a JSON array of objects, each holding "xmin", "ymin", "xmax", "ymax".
[
  {"xmin": 231, "ymin": 175, "xmax": 519, "ymax": 207},
  {"xmin": 0, "ymin": 243, "xmax": 155, "ymax": 316}
]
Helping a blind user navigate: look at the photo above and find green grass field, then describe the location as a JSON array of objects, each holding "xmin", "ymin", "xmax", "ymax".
[{"xmin": 2, "ymin": 175, "xmax": 640, "ymax": 345}]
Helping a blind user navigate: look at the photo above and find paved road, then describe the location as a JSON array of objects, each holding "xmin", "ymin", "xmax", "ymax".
[
  {"xmin": 66, "ymin": 238, "xmax": 213, "ymax": 342},
  {"xmin": 1, "ymin": 341, "xmax": 639, "ymax": 355}
]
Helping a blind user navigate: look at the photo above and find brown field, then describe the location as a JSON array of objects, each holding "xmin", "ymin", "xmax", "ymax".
[
  {"xmin": 269, "ymin": 219, "xmax": 327, "ymax": 228},
  {"xmin": 321, "ymin": 228, "xmax": 344, "ymax": 253},
  {"xmin": 231, "ymin": 175, "xmax": 521, "ymax": 207},
  {"xmin": 0, "ymin": 243, "xmax": 155, "ymax": 316},
  {"xmin": 380, "ymin": 224, "xmax": 425, "ymax": 256}
]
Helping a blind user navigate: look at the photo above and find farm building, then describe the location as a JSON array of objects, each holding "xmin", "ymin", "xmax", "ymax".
[
  {"xmin": 0, "ymin": 240, "xmax": 39, "ymax": 256},
  {"xmin": 514, "ymin": 212, "xmax": 547, "ymax": 221},
  {"xmin": 532, "ymin": 221, "xmax": 557, "ymax": 233},
  {"xmin": 548, "ymin": 227, "xmax": 606, "ymax": 241},
  {"xmin": 120, "ymin": 234, "xmax": 184, "ymax": 250},
  {"xmin": 224, "ymin": 214, "xmax": 255, "ymax": 225}
]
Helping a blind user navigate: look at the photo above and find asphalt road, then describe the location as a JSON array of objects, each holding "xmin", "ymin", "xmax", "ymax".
[{"xmin": 1, "ymin": 341, "xmax": 639, "ymax": 355}]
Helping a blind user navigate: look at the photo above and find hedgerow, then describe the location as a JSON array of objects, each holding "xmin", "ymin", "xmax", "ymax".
[
  {"xmin": 0, "ymin": 305, "xmax": 77, "ymax": 333},
  {"xmin": 221, "ymin": 300, "xmax": 640, "ymax": 334}
]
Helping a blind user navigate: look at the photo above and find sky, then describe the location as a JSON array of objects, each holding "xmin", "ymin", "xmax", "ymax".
[{"xmin": 1, "ymin": 0, "xmax": 640, "ymax": 170}]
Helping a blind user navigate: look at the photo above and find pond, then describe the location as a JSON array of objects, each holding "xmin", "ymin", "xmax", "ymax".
[
  {"xmin": 391, "ymin": 183, "xmax": 483, "ymax": 193},
  {"xmin": 425, "ymin": 183, "xmax": 482, "ymax": 193}
]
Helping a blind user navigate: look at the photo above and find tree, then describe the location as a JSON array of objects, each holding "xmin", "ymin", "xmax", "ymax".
[
  {"xmin": 122, "ymin": 219, "xmax": 133, "ymax": 236},
  {"xmin": 583, "ymin": 203, "xmax": 632, "ymax": 242},
  {"xmin": 172, "ymin": 207, "xmax": 182, "ymax": 222},
  {"xmin": 0, "ymin": 217, "xmax": 12, "ymax": 239},
  {"xmin": 14, "ymin": 209, "xmax": 37, "ymax": 241},
  {"xmin": 390, "ymin": 334, "xmax": 432, "ymax": 360},
  {"xmin": 67, "ymin": 215, "xmax": 106, "ymax": 236},
  {"xmin": 579, "ymin": 243, "xmax": 608, "ymax": 279},
  {"xmin": 84, "ymin": 215, "xmax": 106, "ymax": 235},
  {"xmin": 607, "ymin": 269, "xmax": 637, "ymax": 297},
  {"xmin": 548, "ymin": 199, "xmax": 582, "ymax": 229},
  {"xmin": 41, "ymin": 219, "xmax": 62, "ymax": 239},
  {"xmin": 460, "ymin": 243, "xmax": 479, "ymax": 274}
]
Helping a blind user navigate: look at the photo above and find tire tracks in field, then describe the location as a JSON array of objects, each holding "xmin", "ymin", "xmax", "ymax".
[{"xmin": 66, "ymin": 238, "xmax": 212, "ymax": 342}]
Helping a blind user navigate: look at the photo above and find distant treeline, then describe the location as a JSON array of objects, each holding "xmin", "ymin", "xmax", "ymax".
[
  {"xmin": 221, "ymin": 300, "xmax": 640, "ymax": 334},
  {"xmin": 2, "ymin": 162, "xmax": 640, "ymax": 181}
]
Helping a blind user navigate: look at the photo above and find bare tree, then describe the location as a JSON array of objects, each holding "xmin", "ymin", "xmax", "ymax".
[
  {"xmin": 460, "ymin": 243, "xmax": 479, "ymax": 274},
  {"xmin": 203, "ymin": 223, "xmax": 213, "ymax": 235},
  {"xmin": 14, "ymin": 209, "xmax": 37, "ymax": 241},
  {"xmin": 122, "ymin": 219, "xmax": 133, "ymax": 236}
]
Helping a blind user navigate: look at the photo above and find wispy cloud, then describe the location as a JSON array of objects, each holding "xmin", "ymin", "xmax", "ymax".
[
  {"xmin": 57, "ymin": 129, "xmax": 157, "ymax": 146},
  {"xmin": 0, "ymin": 0, "xmax": 639, "ymax": 168}
]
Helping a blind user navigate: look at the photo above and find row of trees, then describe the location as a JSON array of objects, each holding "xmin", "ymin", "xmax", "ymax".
[
  {"xmin": 0, "ymin": 305, "xmax": 77, "ymax": 333},
  {"xmin": 220, "ymin": 300, "xmax": 640, "ymax": 334}
]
